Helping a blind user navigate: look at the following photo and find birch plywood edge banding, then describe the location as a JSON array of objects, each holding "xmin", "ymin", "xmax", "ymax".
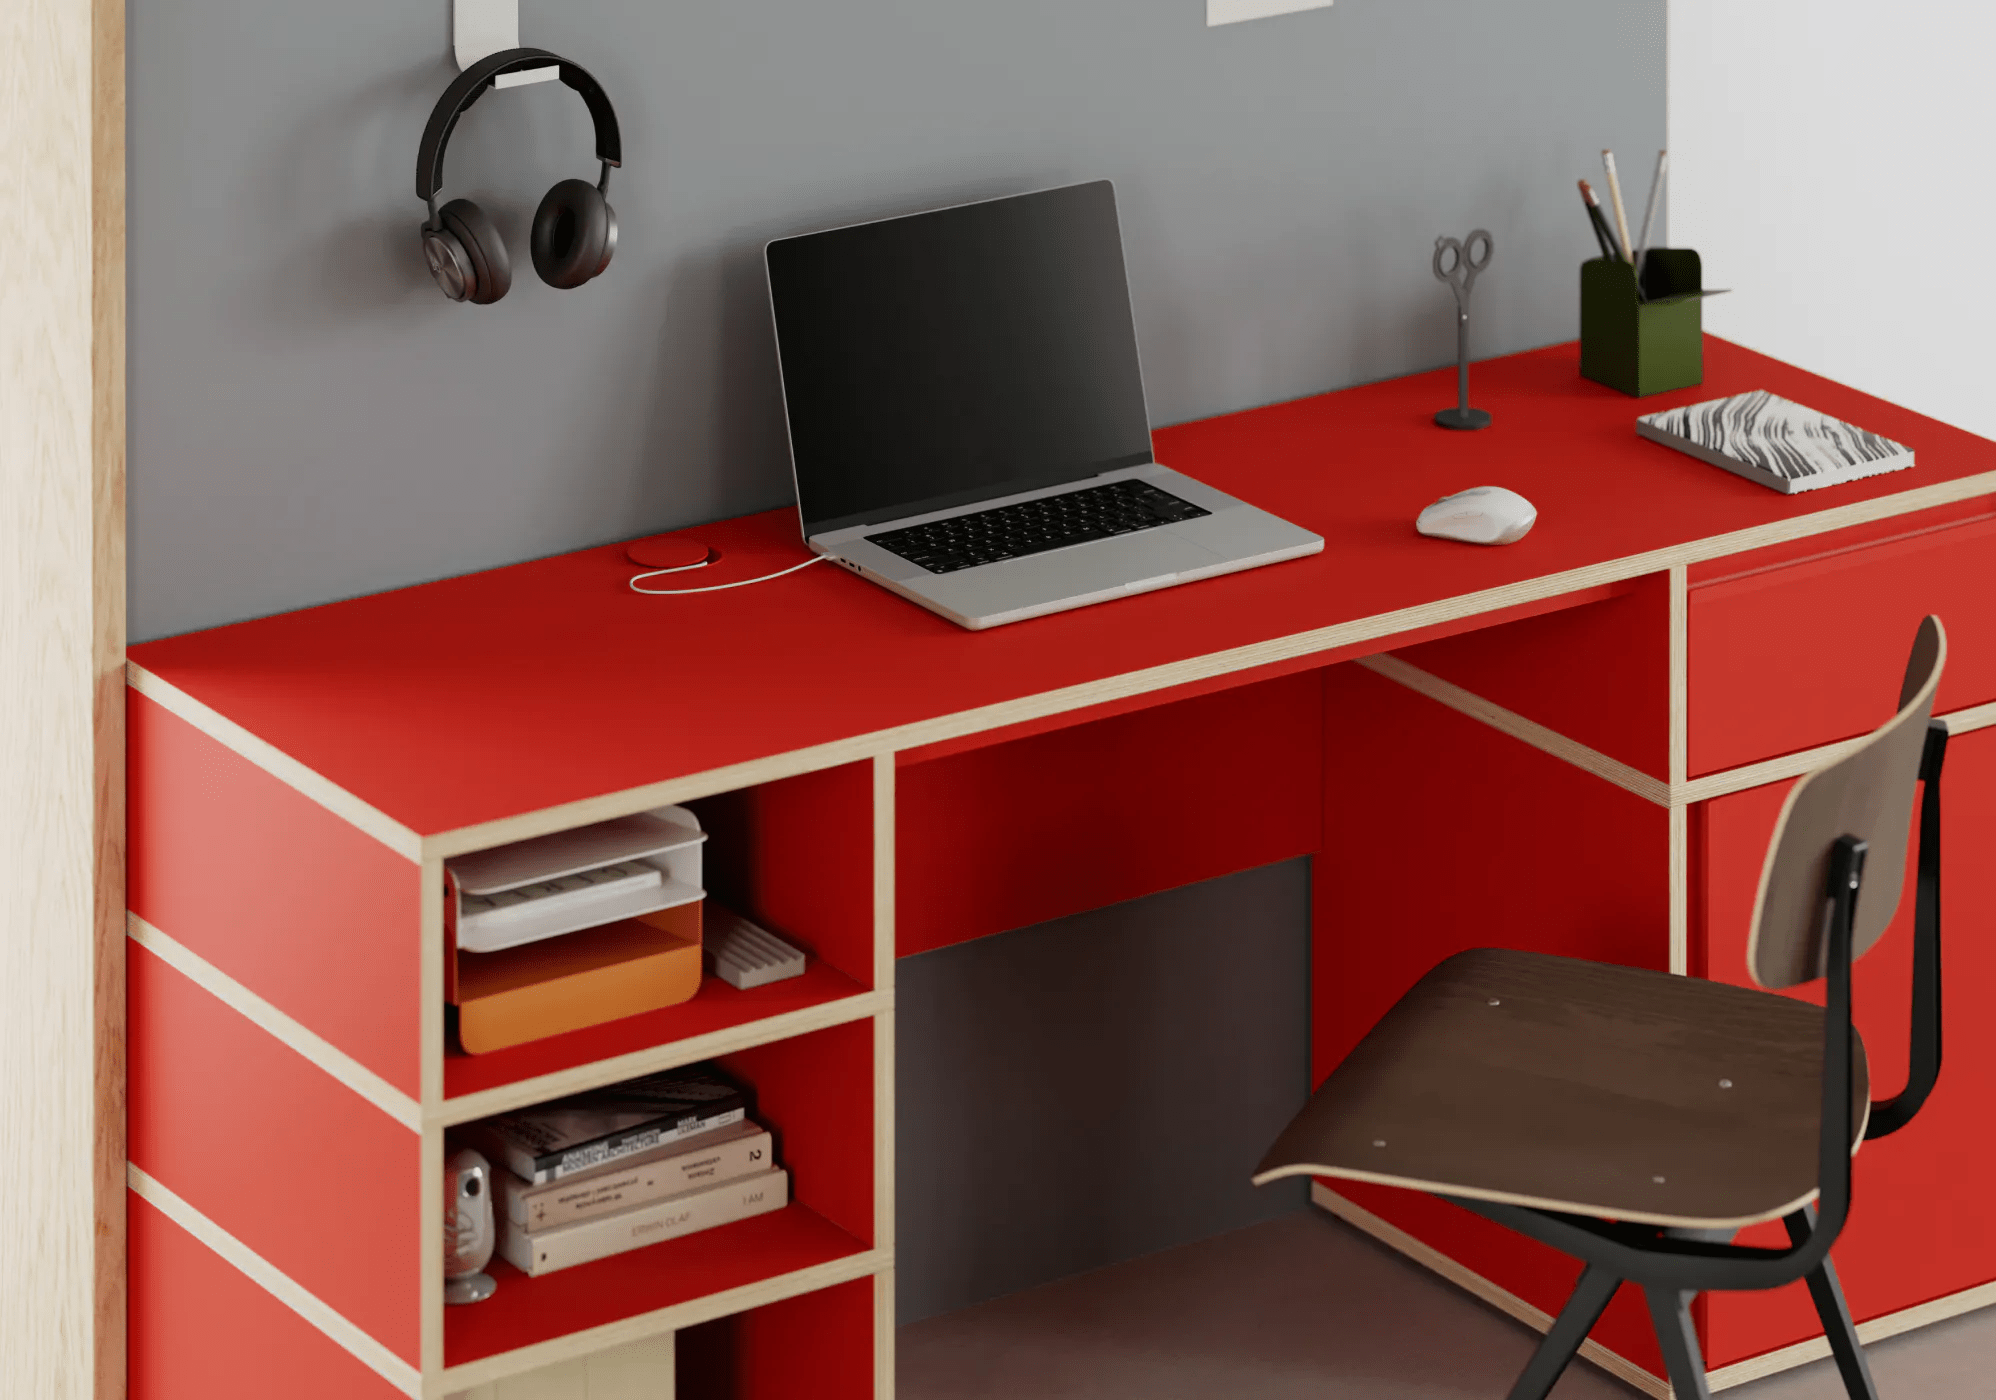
[
  {"xmin": 1356, "ymin": 655, "xmax": 1672, "ymax": 806},
  {"xmin": 873, "ymin": 753, "xmax": 896, "ymax": 993},
  {"xmin": 434, "ymin": 1250, "xmax": 885, "ymax": 1394},
  {"xmin": 128, "ymin": 666, "xmax": 423, "ymax": 860},
  {"xmin": 128, "ymin": 915, "xmax": 424, "ymax": 1130},
  {"xmin": 1683, "ymin": 696, "xmax": 1996, "ymax": 805},
  {"xmin": 2, "ymin": 0, "xmax": 126, "ymax": 1394},
  {"xmin": 1707, "ymin": 1279, "xmax": 1996, "ymax": 1391},
  {"xmin": 435, "ymin": 989, "xmax": 889, "ymax": 1126}
]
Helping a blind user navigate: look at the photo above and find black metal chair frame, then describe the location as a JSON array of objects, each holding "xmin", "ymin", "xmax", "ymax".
[{"xmin": 1442, "ymin": 721, "xmax": 1946, "ymax": 1400}]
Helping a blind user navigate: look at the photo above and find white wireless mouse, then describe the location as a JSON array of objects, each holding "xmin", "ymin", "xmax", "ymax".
[{"xmin": 1416, "ymin": 486, "xmax": 1537, "ymax": 546}]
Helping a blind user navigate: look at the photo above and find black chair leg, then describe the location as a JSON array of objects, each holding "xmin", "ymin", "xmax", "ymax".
[
  {"xmin": 1644, "ymin": 1287, "xmax": 1714, "ymax": 1400},
  {"xmin": 1784, "ymin": 1208, "xmax": 1881, "ymax": 1400},
  {"xmin": 1505, "ymin": 1264, "xmax": 1621, "ymax": 1400}
]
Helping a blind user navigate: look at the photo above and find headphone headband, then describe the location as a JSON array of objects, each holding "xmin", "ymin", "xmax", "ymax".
[{"xmin": 416, "ymin": 47, "xmax": 622, "ymax": 203}]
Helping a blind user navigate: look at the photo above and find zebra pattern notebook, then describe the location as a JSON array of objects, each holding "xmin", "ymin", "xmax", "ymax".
[{"xmin": 1636, "ymin": 390, "xmax": 1914, "ymax": 495}]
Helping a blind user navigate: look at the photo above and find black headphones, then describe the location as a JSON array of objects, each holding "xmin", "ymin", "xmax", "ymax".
[{"xmin": 416, "ymin": 48, "xmax": 623, "ymax": 304}]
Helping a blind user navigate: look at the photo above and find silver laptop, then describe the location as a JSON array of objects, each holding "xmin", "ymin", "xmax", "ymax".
[{"xmin": 765, "ymin": 181, "xmax": 1322, "ymax": 630}]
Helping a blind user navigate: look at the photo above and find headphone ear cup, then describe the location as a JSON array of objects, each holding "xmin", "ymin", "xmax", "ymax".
[
  {"xmin": 596, "ymin": 201, "xmax": 618, "ymax": 279},
  {"xmin": 531, "ymin": 179, "xmax": 612, "ymax": 289},
  {"xmin": 439, "ymin": 198, "xmax": 512, "ymax": 305}
]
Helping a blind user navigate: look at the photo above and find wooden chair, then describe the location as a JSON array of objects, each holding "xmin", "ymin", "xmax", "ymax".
[{"xmin": 1256, "ymin": 617, "xmax": 1949, "ymax": 1400}]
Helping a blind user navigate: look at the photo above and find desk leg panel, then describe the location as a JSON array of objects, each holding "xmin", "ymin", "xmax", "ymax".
[
  {"xmin": 1314, "ymin": 665, "xmax": 1673, "ymax": 1377},
  {"xmin": 127, "ymin": 692, "xmax": 421, "ymax": 1098},
  {"xmin": 129, "ymin": 1190, "xmax": 410, "ymax": 1400},
  {"xmin": 128, "ymin": 941, "xmax": 422, "ymax": 1368}
]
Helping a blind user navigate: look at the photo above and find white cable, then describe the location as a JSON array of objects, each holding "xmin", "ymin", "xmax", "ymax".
[{"xmin": 628, "ymin": 553, "xmax": 831, "ymax": 595}]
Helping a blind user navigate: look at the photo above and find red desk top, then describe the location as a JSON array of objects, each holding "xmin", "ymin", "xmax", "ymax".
[{"xmin": 130, "ymin": 339, "xmax": 1996, "ymax": 839}]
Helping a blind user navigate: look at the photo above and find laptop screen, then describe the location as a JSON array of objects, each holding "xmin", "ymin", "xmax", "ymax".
[{"xmin": 767, "ymin": 181, "xmax": 1155, "ymax": 538}]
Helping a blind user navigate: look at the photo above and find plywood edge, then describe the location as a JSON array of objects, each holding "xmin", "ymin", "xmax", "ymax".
[
  {"xmin": 1707, "ymin": 1277, "xmax": 1996, "ymax": 1391},
  {"xmin": 127, "ymin": 664, "xmax": 423, "ymax": 861},
  {"xmin": 1669, "ymin": 564, "xmax": 1689, "ymax": 790},
  {"xmin": 1356, "ymin": 654, "xmax": 1673, "ymax": 807},
  {"xmin": 1668, "ymin": 566, "xmax": 1691, "ymax": 977},
  {"xmin": 128, "ymin": 913, "xmax": 423, "ymax": 1131},
  {"xmin": 1935, "ymin": 698, "xmax": 1996, "ymax": 739},
  {"xmin": 1668, "ymin": 804, "xmax": 1690, "ymax": 977},
  {"xmin": 435, "ymin": 989, "xmax": 890, "ymax": 1127},
  {"xmin": 1683, "ymin": 696, "xmax": 1996, "ymax": 805},
  {"xmin": 129, "ymin": 1164, "xmax": 423, "ymax": 1398},
  {"xmin": 1310, "ymin": 1182, "xmax": 1669, "ymax": 1399},
  {"xmin": 874, "ymin": 1266, "xmax": 897, "ymax": 1400},
  {"xmin": 419, "ymin": 861, "xmax": 447, "ymax": 1379},
  {"xmin": 873, "ymin": 1010, "xmax": 895, "ymax": 1257},
  {"xmin": 873, "ymin": 753, "xmax": 896, "ymax": 994},
  {"xmin": 432, "ymin": 1247, "xmax": 888, "ymax": 1395},
  {"xmin": 420, "ymin": 1124, "xmax": 446, "ymax": 1389}
]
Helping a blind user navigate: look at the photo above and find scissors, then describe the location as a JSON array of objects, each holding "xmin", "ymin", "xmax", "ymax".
[{"xmin": 1432, "ymin": 229, "xmax": 1494, "ymax": 314}]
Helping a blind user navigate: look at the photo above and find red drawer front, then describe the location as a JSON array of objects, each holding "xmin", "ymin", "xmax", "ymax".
[
  {"xmin": 1693, "ymin": 731, "xmax": 1996, "ymax": 1368},
  {"xmin": 1689, "ymin": 515, "xmax": 1996, "ymax": 777}
]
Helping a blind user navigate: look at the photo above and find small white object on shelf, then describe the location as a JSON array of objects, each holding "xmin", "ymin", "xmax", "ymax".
[
  {"xmin": 448, "ymin": 807, "xmax": 707, "ymax": 954},
  {"xmin": 454, "ymin": 0, "xmax": 558, "ymax": 87},
  {"xmin": 706, "ymin": 908, "xmax": 807, "ymax": 990}
]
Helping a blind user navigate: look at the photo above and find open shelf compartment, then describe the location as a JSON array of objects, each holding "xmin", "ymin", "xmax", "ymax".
[
  {"xmin": 443, "ymin": 1015, "xmax": 880, "ymax": 1370},
  {"xmin": 441, "ymin": 758, "xmax": 883, "ymax": 1103}
]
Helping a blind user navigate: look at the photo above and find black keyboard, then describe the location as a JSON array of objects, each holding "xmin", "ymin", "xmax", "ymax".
[{"xmin": 866, "ymin": 479, "xmax": 1212, "ymax": 575}]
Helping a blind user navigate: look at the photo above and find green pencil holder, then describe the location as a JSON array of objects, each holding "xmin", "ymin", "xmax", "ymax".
[{"xmin": 1579, "ymin": 249, "xmax": 1703, "ymax": 397}]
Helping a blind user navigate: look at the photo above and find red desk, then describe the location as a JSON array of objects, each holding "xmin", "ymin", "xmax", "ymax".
[{"xmin": 126, "ymin": 339, "xmax": 1996, "ymax": 1398}]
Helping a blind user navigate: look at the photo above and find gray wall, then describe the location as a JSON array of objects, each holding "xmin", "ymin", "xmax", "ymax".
[
  {"xmin": 896, "ymin": 861, "xmax": 1311, "ymax": 1324},
  {"xmin": 130, "ymin": 0, "xmax": 1664, "ymax": 642}
]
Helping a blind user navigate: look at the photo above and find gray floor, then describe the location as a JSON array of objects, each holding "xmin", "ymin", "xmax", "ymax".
[{"xmin": 898, "ymin": 1211, "xmax": 1996, "ymax": 1399}]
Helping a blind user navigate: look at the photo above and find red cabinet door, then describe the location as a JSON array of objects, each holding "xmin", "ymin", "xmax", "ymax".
[{"xmin": 1693, "ymin": 728, "xmax": 1996, "ymax": 1370}]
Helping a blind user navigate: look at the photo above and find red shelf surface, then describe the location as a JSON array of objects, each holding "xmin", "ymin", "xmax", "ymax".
[
  {"xmin": 445, "ymin": 962, "xmax": 870, "ymax": 1103},
  {"xmin": 444, "ymin": 1203, "xmax": 869, "ymax": 1368},
  {"xmin": 129, "ymin": 339, "xmax": 1996, "ymax": 838}
]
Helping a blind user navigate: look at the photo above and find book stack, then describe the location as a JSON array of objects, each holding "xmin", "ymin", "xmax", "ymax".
[{"xmin": 464, "ymin": 1063, "xmax": 788, "ymax": 1278}]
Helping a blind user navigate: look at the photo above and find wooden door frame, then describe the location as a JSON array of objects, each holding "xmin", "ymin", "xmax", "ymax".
[{"xmin": 2, "ymin": 0, "xmax": 127, "ymax": 1395}]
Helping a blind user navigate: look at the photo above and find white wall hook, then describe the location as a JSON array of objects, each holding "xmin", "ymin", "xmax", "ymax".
[{"xmin": 455, "ymin": 0, "xmax": 558, "ymax": 87}]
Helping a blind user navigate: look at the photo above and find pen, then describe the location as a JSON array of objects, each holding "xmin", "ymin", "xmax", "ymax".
[
  {"xmin": 1633, "ymin": 149, "xmax": 1668, "ymax": 282},
  {"xmin": 1601, "ymin": 149, "xmax": 1634, "ymax": 264},
  {"xmin": 1576, "ymin": 180, "xmax": 1618, "ymax": 262}
]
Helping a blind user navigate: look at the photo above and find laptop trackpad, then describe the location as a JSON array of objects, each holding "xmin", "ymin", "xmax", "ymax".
[{"xmin": 929, "ymin": 529, "xmax": 1225, "ymax": 609}]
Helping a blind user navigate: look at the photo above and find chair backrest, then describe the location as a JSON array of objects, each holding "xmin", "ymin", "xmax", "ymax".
[{"xmin": 1747, "ymin": 616, "xmax": 1946, "ymax": 989}]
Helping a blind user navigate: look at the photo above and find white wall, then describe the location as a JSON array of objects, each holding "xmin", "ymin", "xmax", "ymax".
[{"xmin": 1670, "ymin": 2, "xmax": 1995, "ymax": 440}]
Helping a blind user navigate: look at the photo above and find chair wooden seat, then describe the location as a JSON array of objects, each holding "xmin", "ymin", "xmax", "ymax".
[{"xmin": 1255, "ymin": 947, "xmax": 1869, "ymax": 1230}]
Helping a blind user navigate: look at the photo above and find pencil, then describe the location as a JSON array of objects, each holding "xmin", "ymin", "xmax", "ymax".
[
  {"xmin": 1601, "ymin": 149, "xmax": 1634, "ymax": 264},
  {"xmin": 1633, "ymin": 149, "xmax": 1669, "ymax": 279},
  {"xmin": 1577, "ymin": 180, "xmax": 1618, "ymax": 262}
]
